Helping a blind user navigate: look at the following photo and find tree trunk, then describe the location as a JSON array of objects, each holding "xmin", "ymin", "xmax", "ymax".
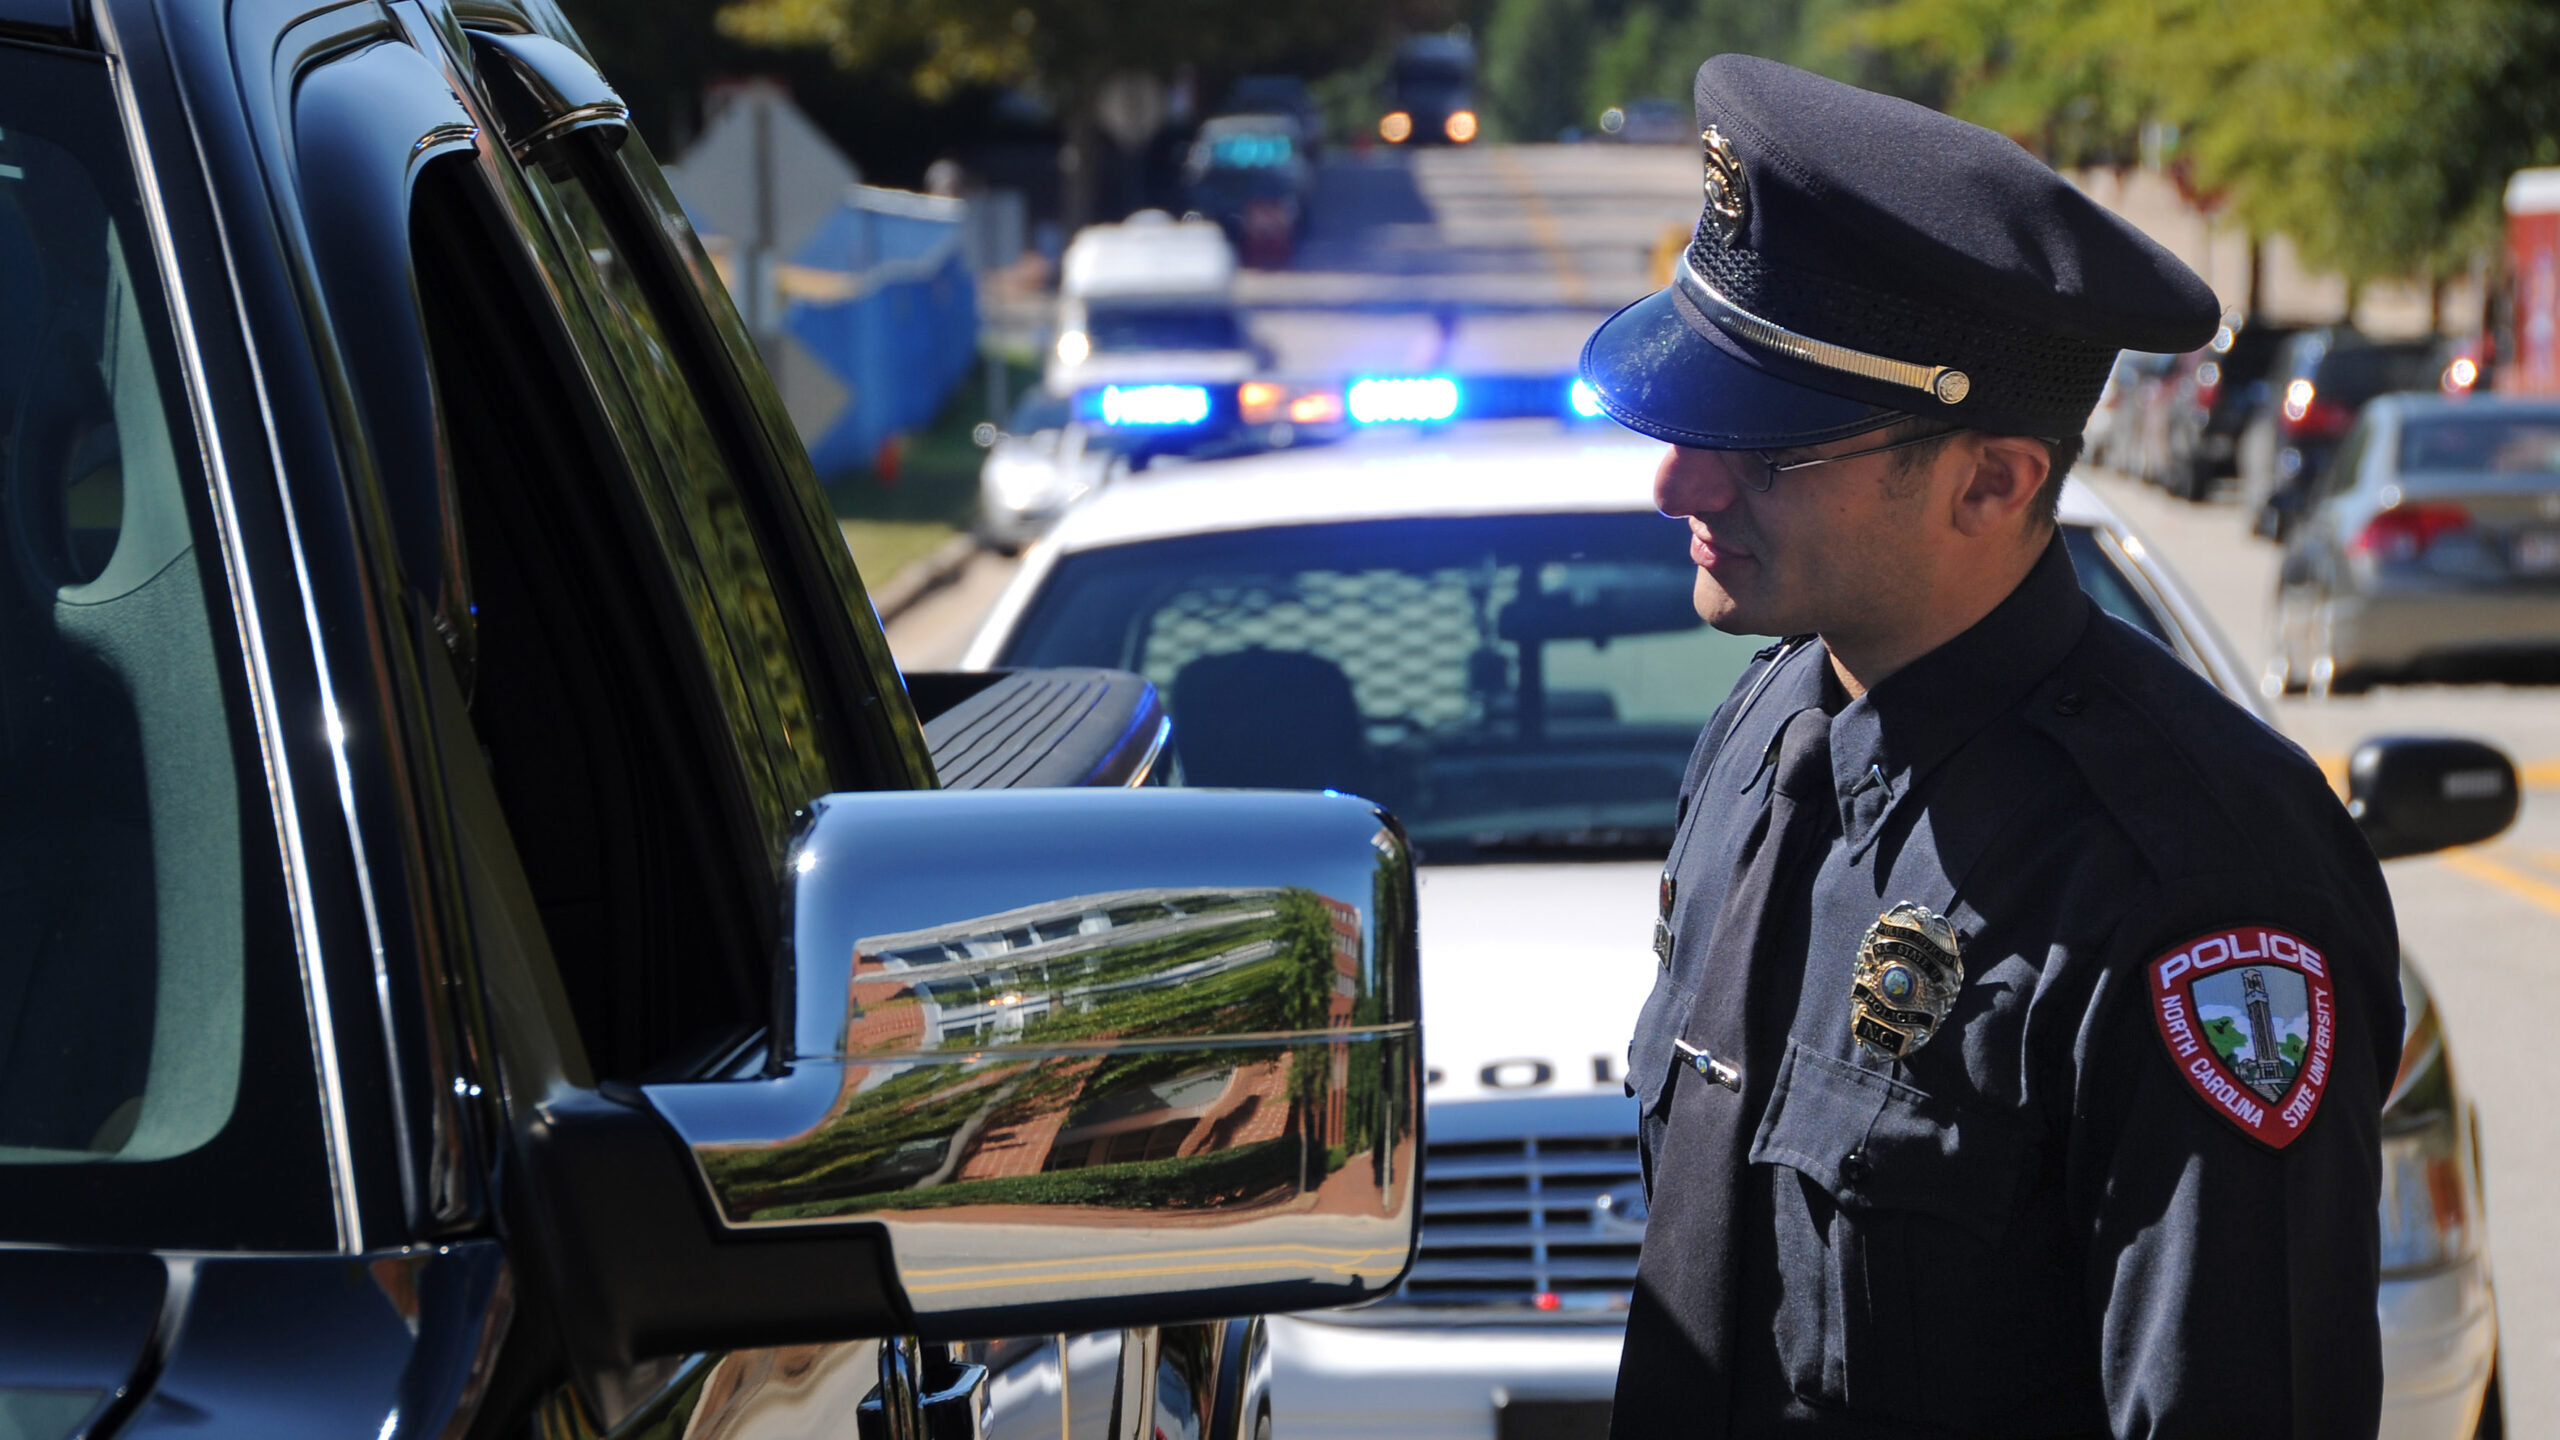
[
  {"xmin": 2246, "ymin": 236, "xmax": 2265, "ymax": 319},
  {"xmin": 2429, "ymin": 275, "xmax": 2446, "ymax": 335}
]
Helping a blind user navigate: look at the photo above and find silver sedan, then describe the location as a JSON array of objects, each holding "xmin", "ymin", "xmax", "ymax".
[{"xmin": 2270, "ymin": 395, "xmax": 2560, "ymax": 695}]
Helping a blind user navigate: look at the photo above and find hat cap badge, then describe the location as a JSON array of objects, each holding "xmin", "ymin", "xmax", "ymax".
[{"xmin": 1700, "ymin": 126, "xmax": 1748, "ymax": 244}]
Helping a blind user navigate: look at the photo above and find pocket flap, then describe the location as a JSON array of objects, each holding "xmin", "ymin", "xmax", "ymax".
[{"xmin": 1748, "ymin": 1041, "xmax": 2027, "ymax": 1242}]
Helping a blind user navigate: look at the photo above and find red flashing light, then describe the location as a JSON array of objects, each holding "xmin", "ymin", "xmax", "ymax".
[
  {"xmin": 1532, "ymin": 1291, "xmax": 1563, "ymax": 1311},
  {"xmin": 2350, "ymin": 504, "xmax": 2470, "ymax": 563}
]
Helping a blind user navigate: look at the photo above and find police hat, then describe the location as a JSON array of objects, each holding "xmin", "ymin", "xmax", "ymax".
[{"xmin": 1582, "ymin": 56, "xmax": 2221, "ymax": 449}]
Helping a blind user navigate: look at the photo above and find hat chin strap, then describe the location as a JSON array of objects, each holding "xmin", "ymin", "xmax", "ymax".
[{"xmin": 1676, "ymin": 252, "xmax": 1973, "ymax": 407}]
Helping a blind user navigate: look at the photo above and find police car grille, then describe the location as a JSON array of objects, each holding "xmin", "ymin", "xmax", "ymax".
[{"xmin": 1391, "ymin": 1133, "xmax": 1643, "ymax": 1310}]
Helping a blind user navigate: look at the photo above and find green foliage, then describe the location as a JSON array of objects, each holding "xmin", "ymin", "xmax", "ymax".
[
  {"xmin": 2202, "ymin": 1016, "xmax": 2247, "ymax": 1065},
  {"xmin": 1841, "ymin": 0, "xmax": 2560, "ymax": 284},
  {"xmin": 2279, "ymin": 1034, "xmax": 2307, "ymax": 1069},
  {"xmin": 1479, "ymin": 0, "xmax": 1595, "ymax": 141},
  {"xmin": 716, "ymin": 0, "xmax": 1399, "ymax": 101}
]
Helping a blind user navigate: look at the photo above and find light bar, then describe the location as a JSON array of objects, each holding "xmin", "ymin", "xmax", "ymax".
[
  {"xmin": 1347, "ymin": 377, "xmax": 1461, "ymax": 425},
  {"xmin": 1099, "ymin": 384, "xmax": 1211, "ymax": 427},
  {"xmin": 1568, "ymin": 378, "xmax": 1604, "ymax": 418}
]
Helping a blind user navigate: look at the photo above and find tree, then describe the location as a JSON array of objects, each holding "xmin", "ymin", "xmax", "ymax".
[
  {"xmin": 714, "ymin": 0, "xmax": 1419, "ymax": 224},
  {"xmin": 1839, "ymin": 0, "xmax": 2560, "ymax": 290}
]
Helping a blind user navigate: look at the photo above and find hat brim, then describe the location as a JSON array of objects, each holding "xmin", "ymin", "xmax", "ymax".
[{"xmin": 1579, "ymin": 286, "xmax": 1900, "ymax": 449}]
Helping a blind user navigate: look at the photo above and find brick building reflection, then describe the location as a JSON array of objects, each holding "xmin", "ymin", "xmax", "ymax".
[{"xmin": 831, "ymin": 887, "xmax": 1365, "ymax": 1189}]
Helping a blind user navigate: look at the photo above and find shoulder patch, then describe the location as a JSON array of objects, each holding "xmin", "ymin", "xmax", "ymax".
[{"xmin": 2148, "ymin": 926, "xmax": 2337, "ymax": 1149}]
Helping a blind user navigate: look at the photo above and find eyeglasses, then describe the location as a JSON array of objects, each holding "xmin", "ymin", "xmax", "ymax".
[{"xmin": 1729, "ymin": 426, "xmax": 1960, "ymax": 493}]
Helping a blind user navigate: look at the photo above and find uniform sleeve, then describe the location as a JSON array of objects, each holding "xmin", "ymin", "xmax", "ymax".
[{"xmin": 2064, "ymin": 870, "xmax": 2402, "ymax": 1440}]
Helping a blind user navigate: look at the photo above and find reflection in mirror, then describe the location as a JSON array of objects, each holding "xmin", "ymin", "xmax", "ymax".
[{"xmin": 646, "ymin": 790, "xmax": 1421, "ymax": 1337}]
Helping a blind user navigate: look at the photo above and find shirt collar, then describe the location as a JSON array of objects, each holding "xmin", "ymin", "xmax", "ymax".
[{"xmin": 1827, "ymin": 534, "xmax": 2090, "ymax": 853}]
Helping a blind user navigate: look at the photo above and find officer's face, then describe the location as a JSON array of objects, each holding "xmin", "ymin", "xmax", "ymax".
[{"xmin": 1654, "ymin": 432, "xmax": 1946, "ymax": 641}]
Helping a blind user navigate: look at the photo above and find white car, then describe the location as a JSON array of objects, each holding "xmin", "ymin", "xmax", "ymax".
[
  {"xmin": 1049, "ymin": 212, "xmax": 1265, "ymax": 396},
  {"xmin": 958, "ymin": 423, "xmax": 2502, "ymax": 1440}
]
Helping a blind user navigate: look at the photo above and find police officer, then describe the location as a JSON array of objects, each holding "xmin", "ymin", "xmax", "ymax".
[{"xmin": 1579, "ymin": 56, "xmax": 2400, "ymax": 1437}]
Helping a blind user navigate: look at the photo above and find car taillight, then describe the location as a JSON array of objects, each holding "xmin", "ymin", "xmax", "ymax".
[
  {"xmin": 2350, "ymin": 504, "xmax": 2470, "ymax": 563},
  {"xmin": 2279, "ymin": 379, "xmax": 2352, "ymax": 439}
]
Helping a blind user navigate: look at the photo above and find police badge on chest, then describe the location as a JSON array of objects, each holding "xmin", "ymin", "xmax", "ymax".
[{"xmin": 1851, "ymin": 902, "xmax": 1964, "ymax": 1062}]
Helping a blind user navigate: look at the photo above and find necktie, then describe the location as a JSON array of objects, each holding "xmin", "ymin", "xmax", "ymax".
[{"xmin": 1612, "ymin": 703, "xmax": 1836, "ymax": 1438}]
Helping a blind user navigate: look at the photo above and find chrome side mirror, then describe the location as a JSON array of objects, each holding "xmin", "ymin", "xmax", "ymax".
[{"xmin": 645, "ymin": 788, "xmax": 1422, "ymax": 1338}]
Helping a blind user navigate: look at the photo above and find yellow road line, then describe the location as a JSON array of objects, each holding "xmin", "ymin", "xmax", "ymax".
[
  {"xmin": 1489, "ymin": 150, "xmax": 1591, "ymax": 306},
  {"xmin": 2440, "ymin": 850, "xmax": 2560, "ymax": 917}
]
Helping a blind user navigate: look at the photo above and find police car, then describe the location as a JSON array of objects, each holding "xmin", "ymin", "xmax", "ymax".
[{"xmin": 959, "ymin": 407, "xmax": 2503, "ymax": 1439}]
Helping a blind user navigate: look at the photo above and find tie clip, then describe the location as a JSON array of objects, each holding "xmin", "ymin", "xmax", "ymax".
[{"xmin": 1674, "ymin": 1040, "xmax": 1742, "ymax": 1092}]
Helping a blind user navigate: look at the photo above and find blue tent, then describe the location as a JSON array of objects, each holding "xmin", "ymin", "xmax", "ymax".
[{"xmin": 779, "ymin": 188, "xmax": 979, "ymax": 475}]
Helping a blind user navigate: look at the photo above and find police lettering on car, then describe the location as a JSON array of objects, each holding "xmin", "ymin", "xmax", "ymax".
[{"xmin": 1581, "ymin": 56, "xmax": 2402, "ymax": 1437}]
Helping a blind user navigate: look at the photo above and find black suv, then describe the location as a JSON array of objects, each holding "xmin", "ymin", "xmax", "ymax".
[{"xmin": 0, "ymin": 1, "xmax": 1418, "ymax": 1435}]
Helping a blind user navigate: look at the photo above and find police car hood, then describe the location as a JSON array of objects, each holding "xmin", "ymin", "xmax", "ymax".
[{"xmin": 1418, "ymin": 861, "xmax": 1660, "ymax": 1102}]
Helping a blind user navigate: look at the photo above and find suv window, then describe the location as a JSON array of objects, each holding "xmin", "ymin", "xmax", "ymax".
[
  {"xmin": 511, "ymin": 142, "xmax": 838, "ymax": 866},
  {"xmin": 411, "ymin": 156, "xmax": 775, "ymax": 1080},
  {"xmin": 0, "ymin": 45, "xmax": 329, "ymax": 1248}
]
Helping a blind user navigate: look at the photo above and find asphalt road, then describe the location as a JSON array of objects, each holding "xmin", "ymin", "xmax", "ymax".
[{"xmin": 894, "ymin": 142, "xmax": 2554, "ymax": 1429}]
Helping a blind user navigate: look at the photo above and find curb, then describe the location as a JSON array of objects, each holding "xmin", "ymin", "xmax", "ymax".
[{"xmin": 871, "ymin": 532, "xmax": 985, "ymax": 625}]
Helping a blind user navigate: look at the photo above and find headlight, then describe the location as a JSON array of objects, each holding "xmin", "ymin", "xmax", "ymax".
[{"xmin": 2377, "ymin": 992, "xmax": 2480, "ymax": 1275}]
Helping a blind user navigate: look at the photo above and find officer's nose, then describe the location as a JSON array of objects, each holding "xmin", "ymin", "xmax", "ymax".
[{"xmin": 1655, "ymin": 444, "xmax": 1742, "ymax": 519}]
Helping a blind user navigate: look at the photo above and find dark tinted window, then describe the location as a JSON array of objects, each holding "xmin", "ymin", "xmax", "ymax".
[
  {"xmin": 517, "ymin": 147, "xmax": 838, "ymax": 866},
  {"xmin": 0, "ymin": 45, "xmax": 329, "ymax": 1248},
  {"xmin": 1086, "ymin": 305, "xmax": 1246, "ymax": 353},
  {"xmin": 2397, "ymin": 414, "xmax": 2560, "ymax": 474},
  {"xmin": 412, "ymin": 157, "xmax": 774, "ymax": 1081},
  {"xmin": 2314, "ymin": 344, "xmax": 2439, "ymax": 404},
  {"xmin": 998, "ymin": 514, "xmax": 1764, "ymax": 861}
]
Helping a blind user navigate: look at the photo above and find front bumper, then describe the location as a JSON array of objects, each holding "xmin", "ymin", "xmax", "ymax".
[
  {"xmin": 2378, "ymin": 1256, "xmax": 2498, "ymax": 1440},
  {"xmin": 1269, "ymin": 1315, "xmax": 1623, "ymax": 1440}
]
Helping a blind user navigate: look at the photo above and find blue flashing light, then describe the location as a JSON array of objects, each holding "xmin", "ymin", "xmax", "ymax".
[
  {"xmin": 1568, "ymin": 378, "xmax": 1604, "ymax": 418},
  {"xmin": 1098, "ymin": 384, "xmax": 1211, "ymax": 427},
  {"xmin": 1347, "ymin": 376, "xmax": 1462, "ymax": 424}
]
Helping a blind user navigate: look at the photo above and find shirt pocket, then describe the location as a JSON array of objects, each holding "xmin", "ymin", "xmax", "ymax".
[{"xmin": 1747, "ymin": 1039, "xmax": 2030, "ymax": 1423}]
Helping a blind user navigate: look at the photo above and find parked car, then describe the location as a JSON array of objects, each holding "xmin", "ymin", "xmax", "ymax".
[
  {"xmin": 960, "ymin": 422, "xmax": 2507, "ymax": 1440},
  {"xmin": 2241, "ymin": 329, "xmax": 2444, "ymax": 539},
  {"xmin": 2156, "ymin": 318, "xmax": 2301, "ymax": 500},
  {"xmin": 2269, "ymin": 394, "xmax": 2560, "ymax": 694},
  {"xmin": 0, "ymin": 4, "xmax": 1421, "ymax": 1435}
]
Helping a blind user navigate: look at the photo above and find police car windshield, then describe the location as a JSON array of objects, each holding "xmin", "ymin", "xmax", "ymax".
[
  {"xmin": 996, "ymin": 513, "xmax": 1768, "ymax": 861},
  {"xmin": 1086, "ymin": 304, "xmax": 1246, "ymax": 354}
]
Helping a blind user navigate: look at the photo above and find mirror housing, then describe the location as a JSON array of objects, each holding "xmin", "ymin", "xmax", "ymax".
[
  {"xmin": 521, "ymin": 788, "xmax": 1419, "ymax": 1362},
  {"xmin": 2347, "ymin": 735, "xmax": 2518, "ymax": 861}
]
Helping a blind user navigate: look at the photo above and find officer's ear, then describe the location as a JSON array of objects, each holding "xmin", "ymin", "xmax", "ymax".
[{"xmin": 1946, "ymin": 433, "xmax": 2052, "ymax": 542}]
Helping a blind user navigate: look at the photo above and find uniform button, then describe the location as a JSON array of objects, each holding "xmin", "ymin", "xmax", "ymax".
[
  {"xmin": 1840, "ymin": 1151, "xmax": 1868, "ymax": 1183},
  {"xmin": 2054, "ymin": 690, "xmax": 2086, "ymax": 716}
]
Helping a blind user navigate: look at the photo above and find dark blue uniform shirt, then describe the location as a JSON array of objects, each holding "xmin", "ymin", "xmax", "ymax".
[{"xmin": 1620, "ymin": 536, "xmax": 2400, "ymax": 1438}]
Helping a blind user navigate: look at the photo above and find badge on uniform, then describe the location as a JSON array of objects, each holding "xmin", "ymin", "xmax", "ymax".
[
  {"xmin": 1850, "ymin": 902, "xmax": 1964, "ymax": 1062},
  {"xmin": 2147, "ymin": 926, "xmax": 2336, "ymax": 1149}
]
